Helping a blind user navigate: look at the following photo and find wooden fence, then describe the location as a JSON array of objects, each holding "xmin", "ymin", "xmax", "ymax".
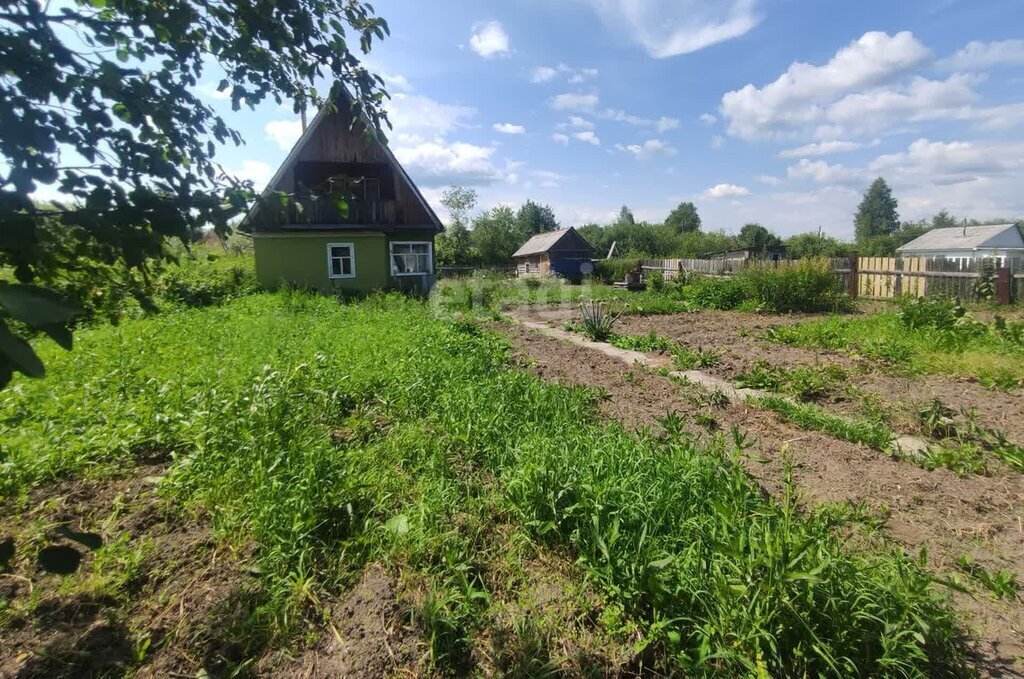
[{"xmin": 639, "ymin": 256, "xmax": 1022, "ymax": 304}]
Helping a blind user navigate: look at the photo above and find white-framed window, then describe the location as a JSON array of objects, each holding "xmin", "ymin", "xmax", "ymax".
[
  {"xmin": 327, "ymin": 242, "xmax": 356, "ymax": 279},
  {"xmin": 390, "ymin": 241, "xmax": 433, "ymax": 276}
]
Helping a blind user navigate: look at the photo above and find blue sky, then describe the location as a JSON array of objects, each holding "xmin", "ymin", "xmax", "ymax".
[{"xmin": 203, "ymin": 0, "xmax": 1024, "ymax": 239}]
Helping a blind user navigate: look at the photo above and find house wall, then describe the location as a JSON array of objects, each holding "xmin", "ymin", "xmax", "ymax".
[
  {"xmin": 899, "ymin": 248, "xmax": 1024, "ymax": 265},
  {"xmin": 253, "ymin": 230, "xmax": 435, "ymax": 293}
]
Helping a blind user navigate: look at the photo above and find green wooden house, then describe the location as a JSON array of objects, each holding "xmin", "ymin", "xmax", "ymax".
[{"xmin": 243, "ymin": 91, "xmax": 444, "ymax": 294}]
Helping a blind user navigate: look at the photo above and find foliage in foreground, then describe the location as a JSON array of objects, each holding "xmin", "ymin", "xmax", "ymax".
[{"xmin": 0, "ymin": 293, "xmax": 964, "ymax": 675}]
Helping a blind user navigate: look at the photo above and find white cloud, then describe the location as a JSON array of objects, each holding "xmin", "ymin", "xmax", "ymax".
[
  {"xmin": 569, "ymin": 67, "xmax": 600, "ymax": 84},
  {"xmin": 577, "ymin": 0, "xmax": 762, "ymax": 58},
  {"xmin": 227, "ymin": 160, "xmax": 274, "ymax": 190},
  {"xmin": 533, "ymin": 63, "xmax": 599, "ymax": 84},
  {"xmin": 941, "ymin": 39, "xmax": 1024, "ymax": 70},
  {"xmin": 702, "ymin": 183, "xmax": 750, "ymax": 198},
  {"xmin": 656, "ymin": 116, "xmax": 681, "ymax": 132},
  {"xmin": 778, "ymin": 140, "xmax": 863, "ymax": 157},
  {"xmin": 710, "ymin": 134, "xmax": 724, "ymax": 149},
  {"xmin": 470, "ymin": 21, "xmax": 511, "ymax": 58},
  {"xmin": 532, "ymin": 66, "xmax": 558, "ymax": 83},
  {"xmin": 721, "ymin": 31, "xmax": 931, "ymax": 139},
  {"xmin": 756, "ymin": 174, "xmax": 782, "ymax": 186},
  {"xmin": 493, "ymin": 123, "xmax": 526, "ymax": 135},
  {"xmin": 552, "ymin": 133, "xmax": 570, "ymax": 145},
  {"xmin": 379, "ymin": 71, "xmax": 412, "ymax": 92},
  {"xmin": 534, "ymin": 170, "xmax": 565, "ymax": 188},
  {"xmin": 387, "ymin": 93, "xmax": 476, "ymax": 140},
  {"xmin": 551, "ymin": 92, "xmax": 600, "ymax": 111},
  {"xmin": 869, "ymin": 137, "xmax": 1024, "ymax": 184},
  {"xmin": 573, "ymin": 131, "xmax": 601, "ymax": 146},
  {"xmin": 616, "ymin": 139, "xmax": 677, "ymax": 158},
  {"xmin": 599, "ymin": 108, "xmax": 680, "ymax": 132},
  {"xmin": 197, "ymin": 81, "xmax": 232, "ymax": 100},
  {"xmin": 700, "ymin": 113, "xmax": 717, "ymax": 125},
  {"xmin": 824, "ymin": 74, "xmax": 977, "ymax": 134},
  {"xmin": 392, "ymin": 140, "xmax": 501, "ymax": 187},
  {"xmin": 568, "ymin": 116, "xmax": 595, "ymax": 129},
  {"xmin": 264, "ymin": 120, "xmax": 304, "ymax": 151},
  {"xmin": 786, "ymin": 158, "xmax": 864, "ymax": 185}
]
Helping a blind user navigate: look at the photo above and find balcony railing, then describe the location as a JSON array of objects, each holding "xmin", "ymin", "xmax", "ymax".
[{"xmin": 290, "ymin": 196, "xmax": 398, "ymax": 225}]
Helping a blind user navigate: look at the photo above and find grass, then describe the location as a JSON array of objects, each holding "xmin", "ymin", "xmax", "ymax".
[
  {"xmin": 736, "ymin": 362, "xmax": 848, "ymax": 402},
  {"xmin": 670, "ymin": 346, "xmax": 722, "ymax": 370},
  {"xmin": 764, "ymin": 310, "xmax": 1024, "ymax": 387},
  {"xmin": 956, "ymin": 555, "xmax": 1019, "ymax": 601},
  {"xmin": 609, "ymin": 331, "xmax": 674, "ymax": 352},
  {"xmin": 753, "ymin": 395, "xmax": 896, "ymax": 451},
  {"xmin": 915, "ymin": 399, "xmax": 1024, "ymax": 473},
  {"xmin": 0, "ymin": 291, "xmax": 968, "ymax": 675},
  {"xmin": 434, "ymin": 259, "xmax": 853, "ymax": 318}
]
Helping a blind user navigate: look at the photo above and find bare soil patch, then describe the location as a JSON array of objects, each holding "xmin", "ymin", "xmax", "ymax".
[
  {"xmin": 0, "ymin": 467, "xmax": 261, "ymax": 678},
  {"xmin": 519, "ymin": 304, "xmax": 1024, "ymax": 450},
  {"xmin": 501, "ymin": 319, "xmax": 1024, "ymax": 675}
]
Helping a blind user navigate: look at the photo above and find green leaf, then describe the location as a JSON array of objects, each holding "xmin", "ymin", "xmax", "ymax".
[
  {"xmin": 0, "ymin": 321, "xmax": 45, "ymax": 379},
  {"xmin": 0, "ymin": 285, "xmax": 80, "ymax": 327}
]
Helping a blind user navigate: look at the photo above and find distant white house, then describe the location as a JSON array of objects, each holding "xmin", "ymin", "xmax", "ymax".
[{"xmin": 896, "ymin": 223, "xmax": 1024, "ymax": 265}]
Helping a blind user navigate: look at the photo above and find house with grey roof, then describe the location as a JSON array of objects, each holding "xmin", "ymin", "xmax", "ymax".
[
  {"xmin": 512, "ymin": 227, "xmax": 594, "ymax": 279},
  {"xmin": 896, "ymin": 223, "xmax": 1024, "ymax": 265}
]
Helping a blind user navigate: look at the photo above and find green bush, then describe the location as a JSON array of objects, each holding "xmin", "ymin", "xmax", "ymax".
[
  {"xmin": 680, "ymin": 276, "xmax": 747, "ymax": 310},
  {"xmin": 592, "ymin": 258, "xmax": 638, "ymax": 285},
  {"xmin": 159, "ymin": 254, "xmax": 258, "ymax": 308},
  {"xmin": 737, "ymin": 258, "xmax": 849, "ymax": 313},
  {"xmin": 648, "ymin": 269, "xmax": 665, "ymax": 292},
  {"xmin": 896, "ymin": 296, "xmax": 964, "ymax": 330}
]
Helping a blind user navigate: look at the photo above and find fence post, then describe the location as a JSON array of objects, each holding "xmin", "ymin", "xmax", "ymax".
[
  {"xmin": 847, "ymin": 255, "xmax": 858, "ymax": 299},
  {"xmin": 997, "ymin": 266, "xmax": 1011, "ymax": 305}
]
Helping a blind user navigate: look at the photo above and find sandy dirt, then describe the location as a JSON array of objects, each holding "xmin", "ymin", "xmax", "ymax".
[{"xmin": 500, "ymin": 318, "xmax": 1024, "ymax": 675}]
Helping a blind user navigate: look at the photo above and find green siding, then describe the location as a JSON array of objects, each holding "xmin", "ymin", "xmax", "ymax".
[{"xmin": 253, "ymin": 231, "xmax": 435, "ymax": 293}]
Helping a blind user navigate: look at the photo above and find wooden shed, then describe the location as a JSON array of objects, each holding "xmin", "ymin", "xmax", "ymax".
[{"xmin": 512, "ymin": 228, "xmax": 594, "ymax": 279}]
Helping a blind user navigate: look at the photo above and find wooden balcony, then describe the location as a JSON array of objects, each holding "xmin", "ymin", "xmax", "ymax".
[{"xmin": 290, "ymin": 196, "xmax": 398, "ymax": 225}]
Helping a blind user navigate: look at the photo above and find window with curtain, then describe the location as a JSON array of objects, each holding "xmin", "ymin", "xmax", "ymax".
[{"xmin": 390, "ymin": 242, "xmax": 432, "ymax": 275}]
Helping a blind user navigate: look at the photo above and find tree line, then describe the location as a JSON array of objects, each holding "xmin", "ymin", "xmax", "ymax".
[{"xmin": 437, "ymin": 178, "xmax": 1020, "ymax": 268}]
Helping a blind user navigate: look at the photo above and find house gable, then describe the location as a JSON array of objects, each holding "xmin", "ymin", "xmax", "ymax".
[
  {"xmin": 243, "ymin": 89, "xmax": 443, "ymax": 233},
  {"xmin": 980, "ymin": 224, "xmax": 1024, "ymax": 250}
]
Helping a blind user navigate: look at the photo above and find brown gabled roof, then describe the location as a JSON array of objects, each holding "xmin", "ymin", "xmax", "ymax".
[
  {"xmin": 513, "ymin": 227, "xmax": 593, "ymax": 258},
  {"xmin": 241, "ymin": 87, "xmax": 444, "ymax": 231}
]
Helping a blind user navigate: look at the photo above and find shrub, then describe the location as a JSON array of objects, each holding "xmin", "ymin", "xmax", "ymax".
[
  {"xmin": 159, "ymin": 254, "xmax": 258, "ymax": 308},
  {"xmin": 681, "ymin": 276, "xmax": 747, "ymax": 310},
  {"xmin": 648, "ymin": 269, "xmax": 665, "ymax": 293},
  {"xmin": 737, "ymin": 258, "xmax": 849, "ymax": 313},
  {"xmin": 523, "ymin": 277, "xmax": 542, "ymax": 290},
  {"xmin": 896, "ymin": 296, "xmax": 963, "ymax": 330},
  {"xmin": 592, "ymin": 258, "xmax": 639, "ymax": 285},
  {"xmin": 578, "ymin": 301, "xmax": 621, "ymax": 341}
]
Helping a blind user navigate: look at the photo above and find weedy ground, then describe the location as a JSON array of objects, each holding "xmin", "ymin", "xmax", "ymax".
[{"xmin": 0, "ymin": 291, "xmax": 971, "ymax": 676}]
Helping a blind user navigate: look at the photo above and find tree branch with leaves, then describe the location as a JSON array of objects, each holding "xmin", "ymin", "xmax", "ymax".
[{"xmin": 0, "ymin": 0, "xmax": 391, "ymax": 387}]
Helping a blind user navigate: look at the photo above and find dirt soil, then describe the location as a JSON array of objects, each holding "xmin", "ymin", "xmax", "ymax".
[
  {"xmin": 265, "ymin": 565, "xmax": 430, "ymax": 678},
  {"xmin": 0, "ymin": 465, "xmax": 267, "ymax": 679},
  {"xmin": 520, "ymin": 305, "xmax": 1024, "ymax": 449},
  {"xmin": 500, "ymin": 318, "xmax": 1024, "ymax": 676}
]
